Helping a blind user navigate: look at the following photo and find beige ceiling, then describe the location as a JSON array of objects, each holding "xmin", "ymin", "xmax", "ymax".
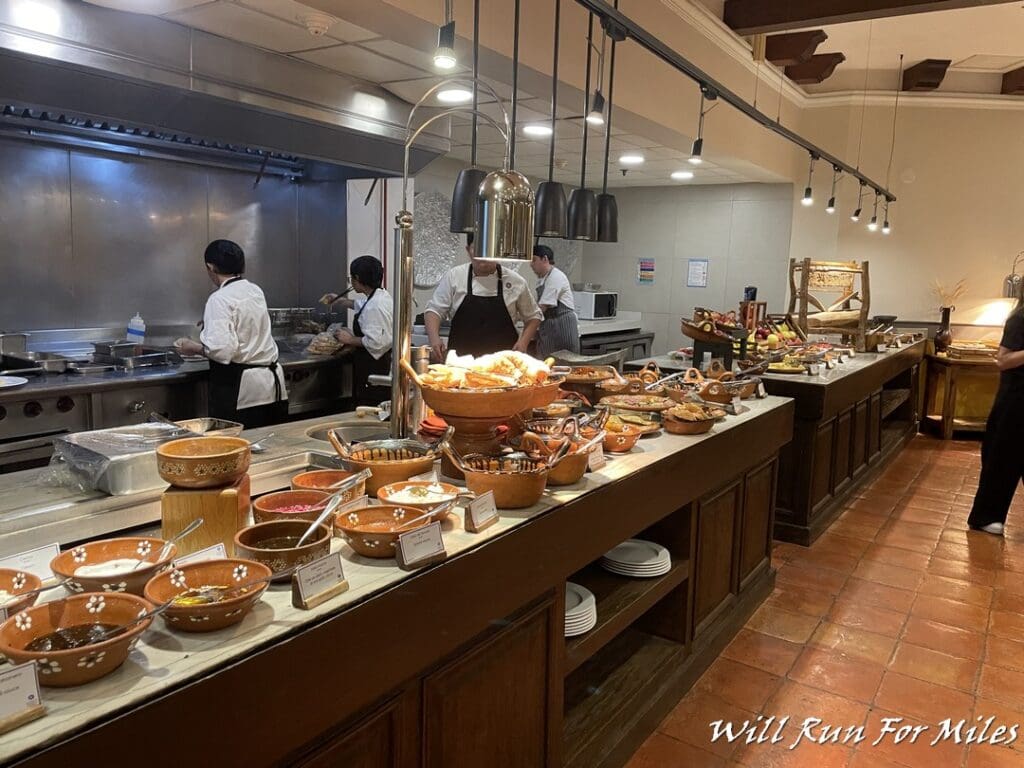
[{"xmin": 153, "ymin": 0, "xmax": 764, "ymax": 186}]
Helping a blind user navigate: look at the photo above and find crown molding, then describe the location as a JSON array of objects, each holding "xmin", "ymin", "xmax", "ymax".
[{"xmin": 804, "ymin": 89, "xmax": 1024, "ymax": 111}]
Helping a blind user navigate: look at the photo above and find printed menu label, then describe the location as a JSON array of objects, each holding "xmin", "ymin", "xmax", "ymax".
[
  {"xmin": 756, "ymin": 381, "xmax": 767, "ymax": 398},
  {"xmin": 173, "ymin": 543, "xmax": 227, "ymax": 567},
  {"xmin": 0, "ymin": 662, "xmax": 41, "ymax": 720},
  {"xmin": 335, "ymin": 495, "xmax": 369, "ymax": 516},
  {"xmin": 588, "ymin": 448, "xmax": 607, "ymax": 471},
  {"xmin": 808, "ymin": 363, "xmax": 821, "ymax": 376},
  {"xmin": 397, "ymin": 521, "xmax": 445, "ymax": 567},
  {"xmin": 410, "ymin": 468, "xmax": 438, "ymax": 483},
  {"xmin": 0, "ymin": 544, "xmax": 59, "ymax": 582},
  {"xmin": 295, "ymin": 553, "xmax": 346, "ymax": 603},
  {"xmin": 467, "ymin": 491, "xmax": 499, "ymax": 532}
]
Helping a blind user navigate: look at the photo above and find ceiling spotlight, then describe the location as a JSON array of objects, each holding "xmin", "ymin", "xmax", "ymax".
[
  {"xmin": 688, "ymin": 138, "xmax": 703, "ymax": 165},
  {"xmin": 671, "ymin": 170, "xmax": 694, "ymax": 180},
  {"xmin": 867, "ymin": 193, "xmax": 880, "ymax": 231},
  {"xmin": 586, "ymin": 90, "xmax": 606, "ymax": 125},
  {"xmin": 882, "ymin": 201, "xmax": 891, "ymax": 234},
  {"xmin": 619, "ymin": 153, "xmax": 644, "ymax": 165},
  {"xmin": 801, "ymin": 153, "xmax": 816, "ymax": 207},
  {"xmin": 437, "ymin": 88, "xmax": 473, "ymax": 103},
  {"xmin": 851, "ymin": 183, "xmax": 866, "ymax": 222},
  {"xmin": 825, "ymin": 167, "xmax": 840, "ymax": 214},
  {"xmin": 689, "ymin": 85, "xmax": 716, "ymax": 166},
  {"xmin": 523, "ymin": 124, "xmax": 553, "ymax": 137},
  {"xmin": 433, "ymin": 3, "xmax": 457, "ymax": 70}
]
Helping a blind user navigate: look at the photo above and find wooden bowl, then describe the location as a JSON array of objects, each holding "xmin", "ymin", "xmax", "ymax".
[
  {"xmin": 664, "ymin": 415, "xmax": 715, "ymax": 435},
  {"xmin": 603, "ymin": 425, "xmax": 641, "ymax": 453},
  {"xmin": 460, "ymin": 455, "xmax": 548, "ymax": 509},
  {"xmin": 253, "ymin": 489, "xmax": 330, "ymax": 524},
  {"xmin": 0, "ymin": 569, "xmax": 42, "ymax": 617},
  {"xmin": 51, "ymin": 537, "xmax": 176, "ymax": 596},
  {"xmin": 144, "ymin": 558, "xmax": 271, "ymax": 632},
  {"xmin": 334, "ymin": 504, "xmax": 432, "ymax": 558},
  {"xmin": 156, "ymin": 436, "xmax": 251, "ymax": 489},
  {"xmin": 0, "ymin": 593, "xmax": 153, "ymax": 687},
  {"xmin": 376, "ymin": 481, "xmax": 462, "ymax": 521},
  {"xmin": 419, "ymin": 380, "xmax": 560, "ymax": 420},
  {"xmin": 699, "ymin": 381, "xmax": 733, "ymax": 405},
  {"xmin": 343, "ymin": 448, "xmax": 435, "ymax": 496},
  {"xmin": 508, "ymin": 432, "xmax": 589, "ymax": 487},
  {"xmin": 548, "ymin": 450, "xmax": 589, "ymax": 486},
  {"xmin": 234, "ymin": 520, "xmax": 332, "ymax": 580},
  {"xmin": 291, "ymin": 469, "xmax": 367, "ymax": 501}
]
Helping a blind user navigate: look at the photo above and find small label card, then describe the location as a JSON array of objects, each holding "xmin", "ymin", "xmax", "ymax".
[
  {"xmin": 893, "ymin": 337, "xmax": 903, "ymax": 349},
  {"xmin": 173, "ymin": 543, "xmax": 227, "ymax": 567},
  {"xmin": 410, "ymin": 467, "xmax": 438, "ymax": 483},
  {"xmin": 291, "ymin": 552, "xmax": 349, "ymax": 610},
  {"xmin": 588, "ymin": 447, "xmax": 607, "ymax": 472},
  {"xmin": 0, "ymin": 544, "xmax": 59, "ymax": 582},
  {"xmin": 808, "ymin": 363, "xmax": 821, "ymax": 376},
  {"xmin": 731, "ymin": 396, "xmax": 742, "ymax": 412},
  {"xmin": 335, "ymin": 495, "xmax": 370, "ymax": 517},
  {"xmin": 756, "ymin": 381, "xmax": 767, "ymax": 398},
  {"xmin": 396, "ymin": 521, "xmax": 447, "ymax": 571},
  {"xmin": 0, "ymin": 662, "xmax": 45, "ymax": 735},
  {"xmin": 465, "ymin": 491, "xmax": 499, "ymax": 534}
]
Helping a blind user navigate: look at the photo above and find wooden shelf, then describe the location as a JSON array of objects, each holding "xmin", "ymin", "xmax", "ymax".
[
  {"xmin": 564, "ymin": 628, "xmax": 686, "ymax": 768},
  {"xmin": 564, "ymin": 560, "xmax": 689, "ymax": 675},
  {"xmin": 880, "ymin": 388, "xmax": 911, "ymax": 420}
]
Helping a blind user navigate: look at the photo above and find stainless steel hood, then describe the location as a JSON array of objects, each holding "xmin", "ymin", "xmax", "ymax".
[{"xmin": 0, "ymin": 0, "xmax": 448, "ymax": 176}]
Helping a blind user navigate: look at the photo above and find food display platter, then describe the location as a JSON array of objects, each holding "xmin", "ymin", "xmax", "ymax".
[{"xmin": 598, "ymin": 394, "xmax": 675, "ymax": 412}]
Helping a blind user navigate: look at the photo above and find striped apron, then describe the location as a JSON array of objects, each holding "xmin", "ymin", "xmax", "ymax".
[{"xmin": 536, "ymin": 283, "xmax": 581, "ymax": 357}]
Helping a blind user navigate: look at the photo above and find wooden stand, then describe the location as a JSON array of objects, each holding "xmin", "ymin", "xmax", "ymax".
[
  {"xmin": 291, "ymin": 577, "xmax": 350, "ymax": 610},
  {"xmin": 161, "ymin": 475, "xmax": 251, "ymax": 557},
  {"xmin": 0, "ymin": 706, "xmax": 45, "ymax": 736}
]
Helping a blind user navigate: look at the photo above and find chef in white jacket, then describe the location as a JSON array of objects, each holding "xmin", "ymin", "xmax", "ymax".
[{"xmin": 175, "ymin": 240, "xmax": 288, "ymax": 428}]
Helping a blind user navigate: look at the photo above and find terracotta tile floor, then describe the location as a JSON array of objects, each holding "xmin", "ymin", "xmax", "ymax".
[{"xmin": 627, "ymin": 436, "xmax": 1024, "ymax": 768}]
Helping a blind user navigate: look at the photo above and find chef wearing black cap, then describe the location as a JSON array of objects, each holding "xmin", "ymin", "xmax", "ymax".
[
  {"xmin": 531, "ymin": 244, "xmax": 580, "ymax": 357},
  {"xmin": 175, "ymin": 239, "xmax": 287, "ymax": 428}
]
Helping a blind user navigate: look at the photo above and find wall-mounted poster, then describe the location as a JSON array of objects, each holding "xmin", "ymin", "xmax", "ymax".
[
  {"xmin": 687, "ymin": 259, "xmax": 709, "ymax": 288},
  {"xmin": 637, "ymin": 258, "xmax": 655, "ymax": 284}
]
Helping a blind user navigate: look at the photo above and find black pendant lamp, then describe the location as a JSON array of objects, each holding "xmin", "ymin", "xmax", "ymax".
[
  {"xmin": 534, "ymin": 0, "xmax": 567, "ymax": 237},
  {"xmin": 596, "ymin": 7, "xmax": 620, "ymax": 243},
  {"xmin": 566, "ymin": 13, "xmax": 598, "ymax": 241},
  {"xmin": 450, "ymin": 0, "xmax": 485, "ymax": 234}
]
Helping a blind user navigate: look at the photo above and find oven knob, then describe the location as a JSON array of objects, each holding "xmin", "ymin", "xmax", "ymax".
[
  {"xmin": 57, "ymin": 397, "xmax": 75, "ymax": 413},
  {"xmin": 23, "ymin": 401, "xmax": 42, "ymax": 418}
]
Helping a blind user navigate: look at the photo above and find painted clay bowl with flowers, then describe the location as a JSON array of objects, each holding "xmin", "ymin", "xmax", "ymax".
[{"xmin": 51, "ymin": 537, "xmax": 176, "ymax": 596}]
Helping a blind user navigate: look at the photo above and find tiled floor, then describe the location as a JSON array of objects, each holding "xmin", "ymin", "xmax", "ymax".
[{"xmin": 627, "ymin": 436, "xmax": 1024, "ymax": 768}]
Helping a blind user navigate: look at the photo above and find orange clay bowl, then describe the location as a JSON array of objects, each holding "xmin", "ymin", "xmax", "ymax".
[
  {"xmin": 699, "ymin": 381, "xmax": 733, "ymax": 405},
  {"xmin": 341, "ymin": 448, "xmax": 435, "ymax": 496},
  {"xmin": 459, "ymin": 455, "xmax": 549, "ymax": 509},
  {"xmin": 144, "ymin": 558, "xmax": 271, "ymax": 632},
  {"xmin": 0, "ymin": 592, "xmax": 153, "ymax": 687},
  {"xmin": 334, "ymin": 504, "xmax": 433, "ymax": 559},
  {"xmin": 509, "ymin": 432, "xmax": 589, "ymax": 487},
  {"xmin": 291, "ymin": 469, "xmax": 367, "ymax": 501},
  {"xmin": 234, "ymin": 520, "xmax": 332, "ymax": 580},
  {"xmin": 0, "ymin": 569, "xmax": 42, "ymax": 617},
  {"xmin": 602, "ymin": 424, "xmax": 641, "ymax": 453},
  {"xmin": 376, "ymin": 481, "xmax": 462, "ymax": 521},
  {"xmin": 51, "ymin": 537, "xmax": 177, "ymax": 596},
  {"xmin": 253, "ymin": 489, "xmax": 331, "ymax": 524},
  {"xmin": 418, "ymin": 379, "xmax": 561, "ymax": 419},
  {"xmin": 156, "ymin": 436, "xmax": 251, "ymax": 489},
  {"xmin": 663, "ymin": 414, "xmax": 716, "ymax": 435}
]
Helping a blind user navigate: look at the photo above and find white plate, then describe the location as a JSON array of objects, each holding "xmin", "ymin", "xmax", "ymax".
[
  {"xmin": 602, "ymin": 539, "xmax": 670, "ymax": 568},
  {"xmin": 565, "ymin": 582, "xmax": 596, "ymax": 618},
  {"xmin": 601, "ymin": 563, "xmax": 671, "ymax": 579},
  {"xmin": 0, "ymin": 376, "xmax": 28, "ymax": 390},
  {"xmin": 599, "ymin": 559, "xmax": 672, "ymax": 572},
  {"xmin": 565, "ymin": 615, "xmax": 597, "ymax": 637}
]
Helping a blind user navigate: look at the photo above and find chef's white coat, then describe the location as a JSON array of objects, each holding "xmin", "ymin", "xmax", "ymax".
[
  {"xmin": 200, "ymin": 278, "xmax": 287, "ymax": 410},
  {"xmin": 353, "ymin": 288, "xmax": 394, "ymax": 360},
  {"xmin": 425, "ymin": 264, "xmax": 544, "ymax": 324},
  {"xmin": 536, "ymin": 266, "xmax": 576, "ymax": 312}
]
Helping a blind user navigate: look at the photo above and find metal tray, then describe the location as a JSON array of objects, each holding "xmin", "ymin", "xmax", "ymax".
[{"xmin": 174, "ymin": 417, "xmax": 244, "ymax": 437}]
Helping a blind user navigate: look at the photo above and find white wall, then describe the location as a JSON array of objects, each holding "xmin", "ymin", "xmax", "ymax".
[{"xmin": 580, "ymin": 183, "xmax": 794, "ymax": 354}]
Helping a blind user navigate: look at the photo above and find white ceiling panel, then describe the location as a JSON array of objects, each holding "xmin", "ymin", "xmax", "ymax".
[
  {"xmin": 362, "ymin": 39, "xmax": 470, "ymax": 74},
  {"xmin": 164, "ymin": 1, "xmax": 338, "ymax": 53},
  {"xmin": 236, "ymin": 0, "xmax": 378, "ymax": 43},
  {"xmin": 297, "ymin": 44, "xmax": 428, "ymax": 82}
]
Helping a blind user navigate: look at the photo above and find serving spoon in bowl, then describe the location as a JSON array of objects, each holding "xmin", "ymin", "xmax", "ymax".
[{"xmin": 132, "ymin": 518, "xmax": 205, "ymax": 572}]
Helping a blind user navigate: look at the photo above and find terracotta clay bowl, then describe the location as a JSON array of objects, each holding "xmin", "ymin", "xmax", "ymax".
[
  {"xmin": 334, "ymin": 504, "xmax": 433, "ymax": 559},
  {"xmin": 602, "ymin": 424, "xmax": 641, "ymax": 453},
  {"xmin": 234, "ymin": 520, "xmax": 332, "ymax": 580},
  {"xmin": 548, "ymin": 450, "xmax": 589, "ymax": 486},
  {"xmin": 291, "ymin": 469, "xmax": 367, "ymax": 502},
  {"xmin": 376, "ymin": 481, "xmax": 463, "ymax": 521},
  {"xmin": 508, "ymin": 432, "xmax": 589, "ymax": 487},
  {"xmin": 156, "ymin": 436, "xmax": 251, "ymax": 489},
  {"xmin": 663, "ymin": 415, "xmax": 715, "ymax": 435},
  {"xmin": 144, "ymin": 558, "xmax": 271, "ymax": 632},
  {"xmin": 342, "ymin": 449, "xmax": 436, "ymax": 496},
  {"xmin": 51, "ymin": 537, "xmax": 177, "ymax": 596},
  {"xmin": 0, "ymin": 569, "xmax": 42, "ymax": 617},
  {"xmin": 419, "ymin": 380, "xmax": 560, "ymax": 420},
  {"xmin": 459, "ymin": 455, "xmax": 549, "ymax": 509},
  {"xmin": 0, "ymin": 592, "xmax": 153, "ymax": 687},
  {"xmin": 699, "ymin": 381, "xmax": 733, "ymax": 405},
  {"xmin": 253, "ymin": 489, "xmax": 331, "ymax": 524}
]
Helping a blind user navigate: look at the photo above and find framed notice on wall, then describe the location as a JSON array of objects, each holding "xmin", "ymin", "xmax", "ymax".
[
  {"xmin": 687, "ymin": 259, "xmax": 709, "ymax": 288},
  {"xmin": 637, "ymin": 258, "xmax": 655, "ymax": 284}
]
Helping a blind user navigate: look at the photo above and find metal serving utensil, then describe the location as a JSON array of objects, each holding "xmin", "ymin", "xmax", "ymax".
[
  {"xmin": 133, "ymin": 518, "xmax": 205, "ymax": 571},
  {"xmin": 393, "ymin": 501, "xmax": 454, "ymax": 532},
  {"xmin": 296, "ymin": 495, "xmax": 345, "ymax": 547}
]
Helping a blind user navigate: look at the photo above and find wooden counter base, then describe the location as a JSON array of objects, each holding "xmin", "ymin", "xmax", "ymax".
[{"xmin": 9, "ymin": 402, "xmax": 794, "ymax": 768}]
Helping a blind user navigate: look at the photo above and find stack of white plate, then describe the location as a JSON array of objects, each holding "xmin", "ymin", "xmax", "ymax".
[
  {"xmin": 600, "ymin": 539, "xmax": 672, "ymax": 578},
  {"xmin": 564, "ymin": 582, "xmax": 597, "ymax": 637}
]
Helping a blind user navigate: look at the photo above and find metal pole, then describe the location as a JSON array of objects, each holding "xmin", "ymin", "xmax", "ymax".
[{"xmin": 390, "ymin": 212, "xmax": 414, "ymax": 438}]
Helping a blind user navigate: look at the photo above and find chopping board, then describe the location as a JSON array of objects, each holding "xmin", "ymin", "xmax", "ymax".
[{"xmin": 161, "ymin": 475, "xmax": 251, "ymax": 557}]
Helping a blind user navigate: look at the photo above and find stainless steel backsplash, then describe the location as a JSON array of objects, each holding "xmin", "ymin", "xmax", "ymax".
[{"xmin": 0, "ymin": 136, "xmax": 347, "ymax": 331}]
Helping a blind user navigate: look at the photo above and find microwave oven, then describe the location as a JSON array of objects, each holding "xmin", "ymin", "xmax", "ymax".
[{"xmin": 573, "ymin": 291, "xmax": 618, "ymax": 320}]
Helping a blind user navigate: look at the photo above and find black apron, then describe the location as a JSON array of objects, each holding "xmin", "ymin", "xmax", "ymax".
[
  {"xmin": 352, "ymin": 290, "xmax": 392, "ymax": 407},
  {"xmin": 535, "ymin": 280, "xmax": 580, "ymax": 357},
  {"xmin": 447, "ymin": 265, "xmax": 518, "ymax": 357},
  {"xmin": 207, "ymin": 277, "xmax": 286, "ymax": 428}
]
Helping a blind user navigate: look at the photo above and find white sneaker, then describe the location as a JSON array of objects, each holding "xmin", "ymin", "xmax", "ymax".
[{"xmin": 975, "ymin": 522, "xmax": 1005, "ymax": 536}]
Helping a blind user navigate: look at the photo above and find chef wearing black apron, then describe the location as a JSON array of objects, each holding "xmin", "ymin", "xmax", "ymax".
[
  {"xmin": 333, "ymin": 255, "xmax": 393, "ymax": 407},
  {"xmin": 174, "ymin": 240, "xmax": 287, "ymax": 429},
  {"xmin": 424, "ymin": 233, "xmax": 543, "ymax": 361},
  {"xmin": 531, "ymin": 244, "xmax": 581, "ymax": 357}
]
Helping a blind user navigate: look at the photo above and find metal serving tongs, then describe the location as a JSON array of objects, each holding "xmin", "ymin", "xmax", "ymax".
[
  {"xmin": 304, "ymin": 469, "xmax": 374, "ymax": 514},
  {"xmin": 645, "ymin": 370, "xmax": 687, "ymax": 391}
]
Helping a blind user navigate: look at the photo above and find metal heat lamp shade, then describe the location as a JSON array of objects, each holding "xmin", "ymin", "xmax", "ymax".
[
  {"xmin": 476, "ymin": 168, "xmax": 535, "ymax": 261},
  {"xmin": 596, "ymin": 192, "xmax": 617, "ymax": 242},
  {"xmin": 450, "ymin": 167, "xmax": 488, "ymax": 233},
  {"xmin": 534, "ymin": 180, "xmax": 568, "ymax": 237},
  {"xmin": 566, "ymin": 188, "xmax": 598, "ymax": 241}
]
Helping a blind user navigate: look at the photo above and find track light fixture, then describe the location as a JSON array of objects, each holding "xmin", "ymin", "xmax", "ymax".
[
  {"xmin": 826, "ymin": 167, "xmax": 840, "ymax": 214},
  {"xmin": 867, "ymin": 193, "xmax": 880, "ymax": 232},
  {"xmin": 851, "ymin": 183, "xmax": 866, "ymax": 222},
  {"xmin": 689, "ymin": 85, "xmax": 717, "ymax": 165},
  {"xmin": 801, "ymin": 154, "xmax": 816, "ymax": 207},
  {"xmin": 586, "ymin": 27, "xmax": 608, "ymax": 126},
  {"xmin": 882, "ymin": 201, "xmax": 891, "ymax": 234},
  {"xmin": 433, "ymin": 1, "xmax": 457, "ymax": 70}
]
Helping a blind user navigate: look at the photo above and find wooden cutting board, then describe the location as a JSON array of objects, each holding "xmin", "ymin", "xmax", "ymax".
[{"xmin": 161, "ymin": 475, "xmax": 251, "ymax": 557}]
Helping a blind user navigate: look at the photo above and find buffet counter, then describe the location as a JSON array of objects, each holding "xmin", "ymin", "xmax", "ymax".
[
  {"xmin": 629, "ymin": 340, "xmax": 925, "ymax": 545},
  {"xmin": 0, "ymin": 397, "xmax": 794, "ymax": 768}
]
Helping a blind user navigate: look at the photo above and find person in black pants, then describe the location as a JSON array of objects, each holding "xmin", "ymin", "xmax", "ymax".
[{"xmin": 968, "ymin": 297, "xmax": 1024, "ymax": 535}]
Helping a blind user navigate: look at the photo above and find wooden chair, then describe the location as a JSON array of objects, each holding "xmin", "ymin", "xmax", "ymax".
[{"xmin": 787, "ymin": 258, "xmax": 871, "ymax": 351}]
